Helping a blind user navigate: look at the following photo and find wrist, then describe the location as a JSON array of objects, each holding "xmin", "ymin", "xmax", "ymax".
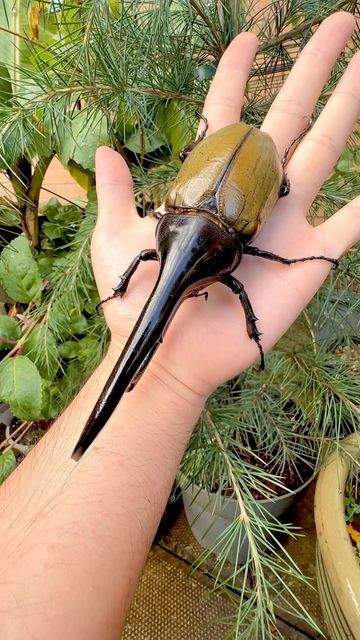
[{"xmin": 105, "ymin": 340, "xmax": 207, "ymax": 428}]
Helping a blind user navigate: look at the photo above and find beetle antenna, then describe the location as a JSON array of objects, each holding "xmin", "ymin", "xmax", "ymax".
[{"xmin": 281, "ymin": 116, "xmax": 312, "ymax": 167}]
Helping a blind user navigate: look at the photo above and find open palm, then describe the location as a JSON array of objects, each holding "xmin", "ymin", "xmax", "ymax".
[{"xmin": 92, "ymin": 12, "xmax": 360, "ymax": 404}]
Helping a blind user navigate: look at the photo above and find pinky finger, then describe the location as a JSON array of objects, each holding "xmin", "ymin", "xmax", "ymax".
[{"xmin": 317, "ymin": 195, "xmax": 360, "ymax": 256}]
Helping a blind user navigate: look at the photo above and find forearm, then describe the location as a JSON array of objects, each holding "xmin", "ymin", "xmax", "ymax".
[{"xmin": 0, "ymin": 348, "xmax": 204, "ymax": 640}]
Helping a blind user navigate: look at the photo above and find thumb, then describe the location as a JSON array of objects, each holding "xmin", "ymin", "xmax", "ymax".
[{"xmin": 95, "ymin": 146, "xmax": 138, "ymax": 234}]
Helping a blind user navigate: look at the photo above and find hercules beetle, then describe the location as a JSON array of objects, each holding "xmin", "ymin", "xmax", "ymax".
[{"xmin": 72, "ymin": 116, "xmax": 338, "ymax": 459}]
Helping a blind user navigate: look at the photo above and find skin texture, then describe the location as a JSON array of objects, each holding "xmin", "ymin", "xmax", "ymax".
[{"xmin": 0, "ymin": 12, "xmax": 359, "ymax": 640}]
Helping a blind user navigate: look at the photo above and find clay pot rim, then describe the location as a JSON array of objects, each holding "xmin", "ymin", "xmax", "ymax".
[
  {"xmin": 178, "ymin": 469, "xmax": 316, "ymax": 508},
  {"xmin": 314, "ymin": 432, "xmax": 360, "ymax": 637}
]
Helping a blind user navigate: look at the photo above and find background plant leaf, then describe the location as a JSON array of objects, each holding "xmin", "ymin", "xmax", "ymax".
[
  {"xmin": 0, "ymin": 449, "xmax": 16, "ymax": 484},
  {"xmin": 0, "ymin": 355, "xmax": 42, "ymax": 419},
  {"xmin": 0, "ymin": 315, "xmax": 20, "ymax": 350},
  {"xmin": 58, "ymin": 111, "xmax": 111, "ymax": 172},
  {"xmin": 0, "ymin": 234, "xmax": 42, "ymax": 303}
]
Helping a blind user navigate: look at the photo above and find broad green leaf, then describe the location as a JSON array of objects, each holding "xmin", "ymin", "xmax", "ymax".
[
  {"xmin": 66, "ymin": 161, "xmax": 93, "ymax": 191},
  {"xmin": 156, "ymin": 101, "xmax": 192, "ymax": 158},
  {"xmin": 36, "ymin": 254, "xmax": 54, "ymax": 279},
  {"xmin": 109, "ymin": 0, "xmax": 123, "ymax": 19},
  {"xmin": 50, "ymin": 295, "xmax": 88, "ymax": 338},
  {"xmin": 0, "ymin": 206, "xmax": 21, "ymax": 226},
  {"xmin": 59, "ymin": 335, "xmax": 99, "ymax": 361},
  {"xmin": 0, "ymin": 449, "xmax": 16, "ymax": 484},
  {"xmin": 0, "ymin": 64, "xmax": 12, "ymax": 104},
  {"xmin": 39, "ymin": 198, "xmax": 63, "ymax": 222},
  {"xmin": 42, "ymin": 221, "xmax": 70, "ymax": 242},
  {"xmin": 58, "ymin": 111, "xmax": 111, "ymax": 171},
  {"xmin": 58, "ymin": 339, "xmax": 81, "ymax": 359},
  {"xmin": 56, "ymin": 361, "xmax": 85, "ymax": 406},
  {"xmin": 0, "ymin": 355, "xmax": 42, "ymax": 419},
  {"xmin": 0, "ymin": 315, "xmax": 20, "ymax": 350},
  {"xmin": 23, "ymin": 325, "xmax": 60, "ymax": 380},
  {"xmin": 40, "ymin": 380, "xmax": 61, "ymax": 419},
  {"xmin": 0, "ymin": 1, "xmax": 15, "ymax": 68},
  {"xmin": 117, "ymin": 101, "xmax": 138, "ymax": 138},
  {"xmin": 124, "ymin": 127, "xmax": 167, "ymax": 154},
  {"xmin": 40, "ymin": 198, "xmax": 83, "ymax": 225},
  {"xmin": 0, "ymin": 234, "xmax": 42, "ymax": 303}
]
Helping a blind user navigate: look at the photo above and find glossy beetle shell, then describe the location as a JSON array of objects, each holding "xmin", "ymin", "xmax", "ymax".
[{"xmin": 165, "ymin": 122, "xmax": 283, "ymax": 240}]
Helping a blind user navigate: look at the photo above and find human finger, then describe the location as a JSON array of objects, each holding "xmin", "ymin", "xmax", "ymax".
[
  {"xmin": 95, "ymin": 146, "xmax": 138, "ymax": 234},
  {"xmin": 287, "ymin": 51, "xmax": 360, "ymax": 210},
  {"xmin": 201, "ymin": 31, "xmax": 258, "ymax": 135},
  {"xmin": 317, "ymin": 195, "xmax": 360, "ymax": 256},
  {"xmin": 261, "ymin": 11, "xmax": 356, "ymax": 160}
]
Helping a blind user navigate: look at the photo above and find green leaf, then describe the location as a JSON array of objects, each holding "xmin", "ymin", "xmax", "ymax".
[
  {"xmin": 156, "ymin": 101, "xmax": 193, "ymax": 158},
  {"xmin": 58, "ymin": 335, "xmax": 99, "ymax": 361},
  {"xmin": 40, "ymin": 380, "xmax": 61, "ymax": 419},
  {"xmin": 0, "ymin": 234, "xmax": 42, "ymax": 303},
  {"xmin": 58, "ymin": 111, "xmax": 111, "ymax": 172},
  {"xmin": 56, "ymin": 361, "xmax": 84, "ymax": 406},
  {"xmin": 0, "ymin": 1, "xmax": 14, "ymax": 68},
  {"xmin": 66, "ymin": 160, "xmax": 93, "ymax": 191},
  {"xmin": 0, "ymin": 64, "xmax": 12, "ymax": 105},
  {"xmin": 0, "ymin": 315, "xmax": 21, "ymax": 350},
  {"xmin": 124, "ymin": 127, "xmax": 167, "ymax": 154},
  {"xmin": 42, "ymin": 221, "xmax": 67, "ymax": 241},
  {"xmin": 0, "ymin": 206, "xmax": 21, "ymax": 227},
  {"xmin": 0, "ymin": 356, "xmax": 42, "ymax": 420},
  {"xmin": 0, "ymin": 449, "xmax": 16, "ymax": 485},
  {"xmin": 23, "ymin": 325, "xmax": 60, "ymax": 381}
]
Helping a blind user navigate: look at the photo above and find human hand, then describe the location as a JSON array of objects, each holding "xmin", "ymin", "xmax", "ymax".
[{"xmin": 92, "ymin": 11, "xmax": 359, "ymax": 407}]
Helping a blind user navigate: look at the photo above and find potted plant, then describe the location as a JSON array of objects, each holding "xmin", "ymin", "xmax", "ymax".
[
  {"xmin": 315, "ymin": 433, "xmax": 360, "ymax": 640},
  {"xmin": 178, "ymin": 291, "xmax": 359, "ymax": 635},
  {"xmin": 1, "ymin": 1, "xmax": 359, "ymax": 638}
]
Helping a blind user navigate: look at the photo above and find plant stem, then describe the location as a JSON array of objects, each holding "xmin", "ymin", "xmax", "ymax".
[
  {"xmin": 0, "ymin": 24, "xmax": 46, "ymax": 49},
  {"xmin": 26, "ymin": 154, "xmax": 54, "ymax": 247}
]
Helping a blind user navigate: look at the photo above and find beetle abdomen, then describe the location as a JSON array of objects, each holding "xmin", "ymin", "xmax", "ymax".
[{"xmin": 165, "ymin": 122, "xmax": 282, "ymax": 241}]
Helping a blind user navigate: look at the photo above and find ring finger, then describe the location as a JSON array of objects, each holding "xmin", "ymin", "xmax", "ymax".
[
  {"xmin": 261, "ymin": 12, "xmax": 356, "ymax": 161},
  {"xmin": 288, "ymin": 50, "xmax": 360, "ymax": 211}
]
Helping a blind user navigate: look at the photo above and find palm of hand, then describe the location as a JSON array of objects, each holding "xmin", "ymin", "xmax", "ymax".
[{"xmin": 92, "ymin": 13, "xmax": 359, "ymax": 401}]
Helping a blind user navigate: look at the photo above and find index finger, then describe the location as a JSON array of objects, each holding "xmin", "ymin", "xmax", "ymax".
[{"xmin": 201, "ymin": 31, "xmax": 258, "ymax": 135}]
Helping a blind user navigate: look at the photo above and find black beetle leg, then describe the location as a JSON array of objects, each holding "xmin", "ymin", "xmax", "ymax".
[
  {"xmin": 96, "ymin": 249, "xmax": 159, "ymax": 312},
  {"xmin": 221, "ymin": 274, "xmax": 264, "ymax": 370},
  {"xmin": 279, "ymin": 173, "xmax": 290, "ymax": 198},
  {"xmin": 179, "ymin": 111, "xmax": 209, "ymax": 162},
  {"xmin": 281, "ymin": 116, "xmax": 312, "ymax": 168},
  {"xmin": 147, "ymin": 210, "xmax": 163, "ymax": 221},
  {"xmin": 243, "ymin": 245, "xmax": 339, "ymax": 269},
  {"xmin": 188, "ymin": 290, "xmax": 209, "ymax": 301}
]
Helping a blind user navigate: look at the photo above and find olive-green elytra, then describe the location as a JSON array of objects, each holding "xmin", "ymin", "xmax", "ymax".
[{"xmin": 165, "ymin": 122, "xmax": 283, "ymax": 239}]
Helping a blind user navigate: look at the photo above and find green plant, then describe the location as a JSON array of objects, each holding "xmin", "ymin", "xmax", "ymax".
[{"xmin": 0, "ymin": 1, "xmax": 359, "ymax": 638}]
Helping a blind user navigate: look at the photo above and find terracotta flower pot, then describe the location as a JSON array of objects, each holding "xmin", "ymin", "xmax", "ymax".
[{"xmin": 314, "ymin": 433, "xmax": 360, "ymax": 640}]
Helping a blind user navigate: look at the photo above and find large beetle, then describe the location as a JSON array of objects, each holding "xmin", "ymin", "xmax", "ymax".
[{"xmin": 72, "ymin": 118, "xmax": 337, "ymax": 459}]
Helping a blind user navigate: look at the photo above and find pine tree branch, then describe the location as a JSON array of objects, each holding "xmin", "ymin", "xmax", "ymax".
[
  {"xmin": 0, "ymin": 24, "xmax": 47, "ymax": 49},
  {"xmin": 258, "ymin": 0, "xmax": 351, "ymax": 53},
  {"xmin": 189, "ymin": 0, "xmax": 226, "ymax": 54}
]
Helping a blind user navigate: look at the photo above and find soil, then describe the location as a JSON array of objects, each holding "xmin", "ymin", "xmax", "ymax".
[
  {"xmin": 222, "ymin": 445, "xmax": 315, "ymax": 501},
  {"xmin": 0, "ymin": 418, "xmax": 52, "ymax": 462}
]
